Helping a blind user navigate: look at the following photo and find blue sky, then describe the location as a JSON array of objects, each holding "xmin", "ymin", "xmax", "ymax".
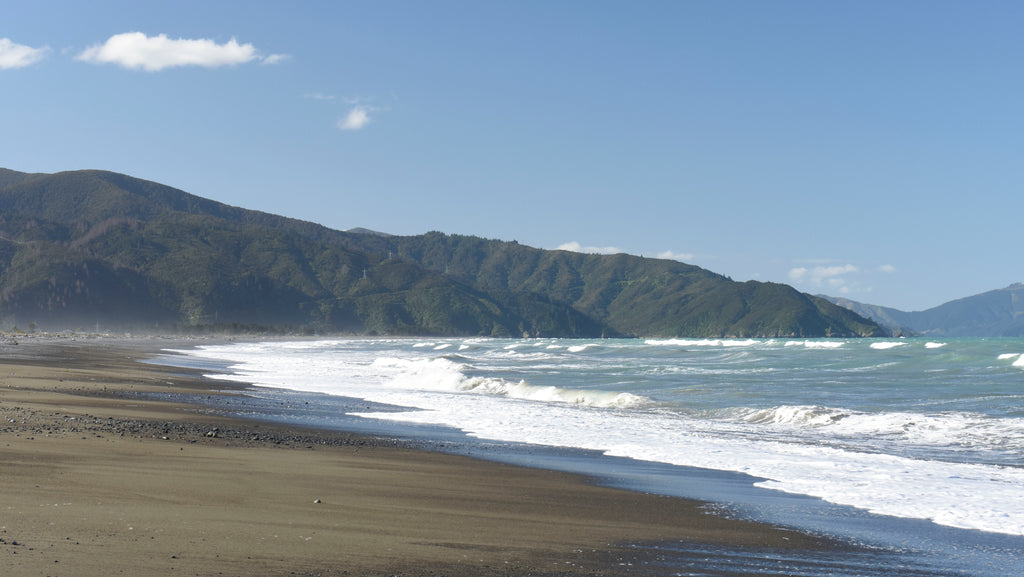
[{"xmin": 2, "ymin": 1, "xmax": 1021, "ymax": 312}]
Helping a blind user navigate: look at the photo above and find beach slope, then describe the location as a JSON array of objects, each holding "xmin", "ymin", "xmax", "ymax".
[{"xmin": 0, "ymin": 337, "xmax": 827, "ymax": 576}]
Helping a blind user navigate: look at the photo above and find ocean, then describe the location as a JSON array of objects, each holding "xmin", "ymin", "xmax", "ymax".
[{"xmin": 156, "ymin": 337, "xmax": 1024, "ymax": 576}]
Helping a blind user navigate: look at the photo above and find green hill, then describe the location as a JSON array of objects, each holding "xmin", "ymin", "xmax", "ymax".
[
  {"xmin": 341, "ymin": 231, "xmax": 884, "ymax": 338},
  {"xmin": 0, "ymin": 168, "xmax": 885, "ymax": 337}
]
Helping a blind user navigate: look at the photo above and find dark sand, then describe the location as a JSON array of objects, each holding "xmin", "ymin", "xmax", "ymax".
[{"xmin": 0, "ymin": 336, "xmax": 833, "ymax": 576}]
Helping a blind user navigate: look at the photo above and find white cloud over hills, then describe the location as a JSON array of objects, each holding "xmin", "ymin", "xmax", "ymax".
[
  {"xmin": 0, "ymin": 38, "xmax": 48, "ymax": 69},
  {"xmin": 789, "ymin": 264, "xmax": 858, "ymax": 287},
  {"xmin": 556, "ymin": 242, "xmax": 623, "ymax": 255},
  {"xmin": 788, "ymin": 263, "xmax": 896, "ymax": 296},
  {"xmin": 557, "ymin": 243, "xmax": 696, "ymax": 261},
  {"xmin": 76, "ymin": 32, "xmax": 284, "ymax": 71},
  {"xmin": 657, "ymin": 250, "xmax": 695, "ymax": 262}
]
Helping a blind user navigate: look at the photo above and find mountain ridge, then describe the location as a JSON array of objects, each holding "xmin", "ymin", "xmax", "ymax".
[
  {"xmin": 0, "ymin": 167, "xmax": 885, "ymax": 337},
  {"xmin": 823, "ymin": 283, "xmax": 1024, "ymax": 337}
]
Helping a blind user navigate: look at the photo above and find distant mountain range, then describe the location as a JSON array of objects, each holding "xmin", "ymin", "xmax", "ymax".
[
  {"xmin": 822, "ymin": 283, "xmax": 1024, "ymax": 337},
  {"xmin": 0, "ymin": 167, "xmax": 885, "ymax": 337}
]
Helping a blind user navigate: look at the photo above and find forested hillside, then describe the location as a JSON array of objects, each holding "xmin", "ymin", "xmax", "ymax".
[
  {"xmin": 342, "ymin": 232, "xmax": 884, "ymax": 338},
  {"xmin": 0, "ymin": 168, "xmax": 885, "ymax": 337}
]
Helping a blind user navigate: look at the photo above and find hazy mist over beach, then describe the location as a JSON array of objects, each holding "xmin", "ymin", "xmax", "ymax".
[{"xmin": 4, "ymin": 3, "xmax": 1024, "ymax": 576}]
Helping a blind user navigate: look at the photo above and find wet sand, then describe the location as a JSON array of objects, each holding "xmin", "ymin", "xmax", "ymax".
[{"xmin": 0, "ymin": 335, "xmax": 833, "ymax": 576}]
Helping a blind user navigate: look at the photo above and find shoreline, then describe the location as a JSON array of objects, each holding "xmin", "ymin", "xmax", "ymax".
[{"xmin": 0, "ymin": 335, "xmax": 838, "ymax": 576}]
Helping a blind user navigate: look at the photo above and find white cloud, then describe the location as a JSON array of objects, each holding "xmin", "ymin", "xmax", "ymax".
[
  {"xmin": 0, "ymin": 38, "xmax": 48, "ymax": 69},
  {"xmin": 305, "ymin": 92, "xmax": 336, "ymax": 101},
  {"xmin": 556, "ymin": 241, "xmax": 623, "ymax": 255},
  {"xmin": 879, "ymin": 264, "xmax": 897, "ymax": 274},
  {"xmin": 260, "ymin": 53, "xmax": 289, "ymax": 65},
  {"xmin": 657, "ymin": 250, "xmax": 695, "ymax": 262},
  {"xmin": 76, "ymin": 32, "xmax": 263, "ymax": 71},
  {"xmin": 338, "ymin": 105, "xmax": 374, "ymax": 131},
  {"xmin": 789, "ymin": 264, "xmax": 858, "ymax": 287},
  {"xmin": 819, "ymin": 264, "xmax": 858, "ymax": 278}
]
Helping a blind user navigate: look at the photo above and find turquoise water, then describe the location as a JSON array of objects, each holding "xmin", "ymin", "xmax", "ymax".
[{"xmin": 161, "ymin": 337, "xmax": 1024, "ymax": 576}]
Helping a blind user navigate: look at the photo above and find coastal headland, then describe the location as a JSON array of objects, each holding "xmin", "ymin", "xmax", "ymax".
[{"xmin": 0, "ymin": 335, "xmax": 832, "ymax": 576}]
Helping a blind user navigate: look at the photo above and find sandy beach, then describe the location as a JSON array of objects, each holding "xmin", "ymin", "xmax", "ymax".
[{"xmin": 0, "ymin": 336, "xmax": 834, "ymax": 577}]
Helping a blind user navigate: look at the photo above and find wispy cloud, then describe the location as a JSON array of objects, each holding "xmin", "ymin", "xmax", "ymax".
[
  {"xmin": 557, "ymin": 241, "xmax": 623, "ymax": 255},
  {"xmin": 0, "ymin": 38, "xmax": 48, "ymax": 69},
  {"xmin": 260, "ymin": 53, "xmax": 290, "ymax": 65},
  {"xmin": 304, "ymin": 92, "xmax": 336, "ymax": 101},
  {"xmin": 75, "ymin": 32, "xmax": 276, "ymax": 71},
  {"xmin": 657, "ymin": 250, "xmax": 695, "ymax": 262},
  {"xmin": 789, "ymin": 264, "xmax": 858, "ymax": 282},
  {"xmin": 338, "ymin": 105, "xmax": 375, "ymax": 131},
  {"xmin": 878, "ymin": 264, "xmax": 896, "ymax": 274},
  {"xmin": 789, "ymin": 264, "xmax": 859, "ymax": 294}
]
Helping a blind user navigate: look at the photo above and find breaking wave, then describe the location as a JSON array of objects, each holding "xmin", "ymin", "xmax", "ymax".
[
  {"xmin": 728, "ymin": 404, "xmax": 1024, "ymax": 452},
  {"xmin": 371, "ymin": 356, "xmax": 647, "ymax": 408}
]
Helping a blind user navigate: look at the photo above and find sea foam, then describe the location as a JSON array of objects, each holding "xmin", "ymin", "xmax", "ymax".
[
  {"xmin": 171, "ymin": 337, "xmax": 1024, "ymax": 537},
  {"xmin": 730, "ymin": 404, "xmax": 1024, "ymax": 450},
  {"xmin": 786, "ymin": 340, "xmax": 845, "ymax": 349},
  {"xmin": 645, "ymin": 338, "xmax": 760, "ymax": 347},
  {"xmin": 870, "ymin": 341, "xmax": 907, "ymax": 350},
  {"xmin": 370, "ymin": 356, "xmax": 646, "ymax": 408},
  {"xmin": 354, "ymin": 394, "xmax": 1024, "ymax": 536}
]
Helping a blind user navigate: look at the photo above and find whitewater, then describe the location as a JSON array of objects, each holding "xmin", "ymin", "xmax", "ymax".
[{"xmin": 160, "ymin": 337, "xmax": 1024, "ymax": 573}]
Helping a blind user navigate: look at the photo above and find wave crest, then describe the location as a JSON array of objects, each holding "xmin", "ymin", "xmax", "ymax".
[
  {"xmin": 870, "ymin": 341, "xmax": 907, "ymax": 350},
  {"xmin": 371, "ymin": 357, "xmax": 647, "ymax": 408},
  {"xmin": 730, "ymin": 404, "xmax": 1024, "ymax": 450},
  {"xmin": 645, "ymin": 338, "xmax": 760, "ymax": 347}
]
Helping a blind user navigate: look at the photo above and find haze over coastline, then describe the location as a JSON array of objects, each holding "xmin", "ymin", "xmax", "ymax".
[
  {"xmin": 5, "ymin": 4, "xmax": 1024, "ymax": 575},
  {"xmin": 3, "ymin": 1, "xmax": 1022, "ymax": 312}
]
